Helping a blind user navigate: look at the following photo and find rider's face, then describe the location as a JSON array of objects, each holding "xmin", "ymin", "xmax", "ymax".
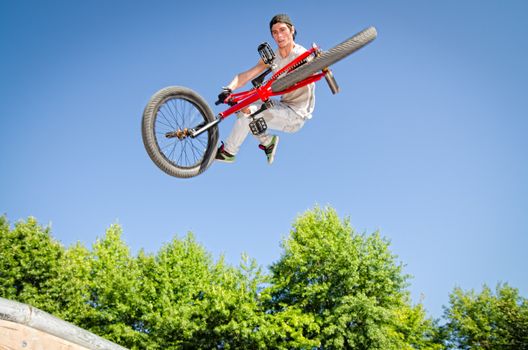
[{"xmin": 271, "ymin": 22, "xmax": 295, "ymax": 49}]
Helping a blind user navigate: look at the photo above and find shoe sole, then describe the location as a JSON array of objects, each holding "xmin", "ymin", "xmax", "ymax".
[{"xmin": 268, "ymin": 136, "xmax": 279, "ymax": 165}]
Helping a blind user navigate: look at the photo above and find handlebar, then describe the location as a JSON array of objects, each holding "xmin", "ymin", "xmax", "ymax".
[
  {"xmin": 215, "ymin": 96, "xmax": 236, "ymax": 106},
  {"xmin": 216, "ymin": 87, "xmax": 233, "ymax": 105}
]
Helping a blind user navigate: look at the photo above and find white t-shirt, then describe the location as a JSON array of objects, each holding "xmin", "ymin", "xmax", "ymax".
[{"xmin": 272, "ymin": 44, "xmax": 316, "ymax": 119}]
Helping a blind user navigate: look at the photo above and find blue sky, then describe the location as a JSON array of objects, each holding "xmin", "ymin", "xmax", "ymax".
[{"xmin": 1, "ymin": 1, "xmax": 527, "ymax": 318}]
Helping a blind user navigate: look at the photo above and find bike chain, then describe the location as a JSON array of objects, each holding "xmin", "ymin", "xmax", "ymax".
[{"xmin": 263, "ymin": 57, "xmax": 311, "ymax": 88}]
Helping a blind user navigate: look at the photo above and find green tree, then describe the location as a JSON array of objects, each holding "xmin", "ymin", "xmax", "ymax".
[
  {"xmin": 50, "ymin": 241, "xmax": 93, "ymax": 324},
  {"xmin": 267, "ymin": 207, "xmax": 438, "ymax": 349},
  {"xmin": 187, "ymin": 255, "xmax": 265, "ymax": 349},
  {"xmin": 140, "ymin": 233, "xmax": 218, "ymax": 348},
  {"xmin": 0, "ymin": 216, "xmax": 63, "ymax": 314},
  {"xmin": 81, "ymin": 224, "xmax": 152, "ymax": 348},
  {"xmin": 140, "ymin": 234, "xmax": 270, "ymax": 349},
  {"xmin": 192, "ymin": 254, "xmax": 318, "ymax": 349},
  {"xmin": 391, "ymin": 299, "xmax": 443, "ymax": 350},
  {"xmin": 0, "ymin": 212, "xmax": 446, "ymax": 349},
  {"xmin": 443, "ymin": 283, "xmax": 528, "ymax": 349}
]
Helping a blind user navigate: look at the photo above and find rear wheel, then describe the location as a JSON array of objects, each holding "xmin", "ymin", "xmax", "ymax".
[
  {"xmin": 271, "ymin": 26, "xmax": 377, "ymax": 92},
  {"xmin": 142, "ymin": 86, "xmax": 218, "ymax": 178}
]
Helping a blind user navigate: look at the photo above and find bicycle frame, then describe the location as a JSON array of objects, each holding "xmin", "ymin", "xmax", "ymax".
[{"xmin": 190, "ymin": 44, "xmax": 327, "ymax": 138}]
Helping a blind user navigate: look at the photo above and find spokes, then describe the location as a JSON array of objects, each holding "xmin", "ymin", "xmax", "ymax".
[{"xmin": 154, "ymin": 97, "xmax": 209, "ymax": 168}]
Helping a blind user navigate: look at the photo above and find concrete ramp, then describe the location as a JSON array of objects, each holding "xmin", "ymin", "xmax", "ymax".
[{"xmin": 0, "ymin": 297, "xmax": 127, "ymax": 350}]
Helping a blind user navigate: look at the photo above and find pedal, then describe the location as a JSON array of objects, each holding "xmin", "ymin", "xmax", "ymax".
[{"xmin": 249, "ymin": 117, "xmax": 267, "ymax": 135}]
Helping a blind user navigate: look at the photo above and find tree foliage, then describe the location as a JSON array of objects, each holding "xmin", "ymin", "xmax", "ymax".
[
  {"xmin": 0, "ymin": 216, "xmax": 63, "ymax": 313},
  {"xmin": 2, "ymin": 210, "xmax": 526, "ymax": 349},
  {"xmin": 268, "ymin": 207, "xmax": 438, "ymax": 349},
  {"xmin": 443, "ymin": 283, "xmax": 528, "ymax": 349}
]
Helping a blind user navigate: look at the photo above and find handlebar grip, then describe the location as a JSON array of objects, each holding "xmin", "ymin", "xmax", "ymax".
[{"xmin": 215, "ymin": 100, "xmax": 222, "ymax": 105}]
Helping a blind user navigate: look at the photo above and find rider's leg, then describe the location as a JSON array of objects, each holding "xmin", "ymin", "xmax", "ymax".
[
  {"xmin": 255, "ymin": 101, "xmax": 306, "ymax": 146},
  {"xmin": 222, "ymin": 106, "xmax": 258, "ymax": 155},
  {"xmin": 223, "ymin": 101, "xmax": 306, "ymax": 154}
]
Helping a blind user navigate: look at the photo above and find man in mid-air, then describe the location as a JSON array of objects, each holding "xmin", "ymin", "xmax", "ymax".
[{"xmin": 215, "ymin": 14, "xmax": 316, "ymax": 165}]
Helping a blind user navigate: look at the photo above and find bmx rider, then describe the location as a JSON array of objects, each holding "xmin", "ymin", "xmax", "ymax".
[{"xmin": 215, "ymin": 14, "xmax": 316, "ymax": 165}]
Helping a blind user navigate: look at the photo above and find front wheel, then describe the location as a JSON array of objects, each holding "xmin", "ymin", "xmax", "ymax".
[
  {"xmin": 271, "ymin": 26, "xmax": 377, "ymax": 92},
  {"xmin": 142, "ymin": 86, "xmax": 218, "ymax": 178}
]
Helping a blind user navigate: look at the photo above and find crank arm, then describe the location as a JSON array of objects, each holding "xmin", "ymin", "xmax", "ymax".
[{"xmin": 248, "ymin": 99, "xmax": 273, "ymax": 119}]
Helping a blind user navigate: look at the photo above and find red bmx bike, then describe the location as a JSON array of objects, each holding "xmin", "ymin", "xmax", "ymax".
[{"xmin": 142, "ymin": 26, "xmax": 377, "ymax": 178}]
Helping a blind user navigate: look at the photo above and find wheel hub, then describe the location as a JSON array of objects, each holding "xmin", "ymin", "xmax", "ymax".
[{"xmin": 165, "ymin": 128, "xmax": 192, "ymax": 140}]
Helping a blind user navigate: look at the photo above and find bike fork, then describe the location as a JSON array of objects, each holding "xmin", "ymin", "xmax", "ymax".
[{"xmin": 190, "ymin": 116, "xmax": 222, "ymax": 138}]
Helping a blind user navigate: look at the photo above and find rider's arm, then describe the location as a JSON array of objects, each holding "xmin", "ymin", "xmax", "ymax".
[{"xmin": 226, "ymin": 59, "xmax": 267, "ymax": 90}]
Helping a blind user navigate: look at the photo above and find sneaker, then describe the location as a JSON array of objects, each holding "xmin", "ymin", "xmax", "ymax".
[
  {"xmin": 258, "ymin": 135, "xmax": 279, "ymax": 165},
  {"xmin": 215, "ymin": 142, "xmax": 235, "ymax": 163}
]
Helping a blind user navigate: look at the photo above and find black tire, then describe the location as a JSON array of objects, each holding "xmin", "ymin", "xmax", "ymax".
[
  {"xmin": 271, "ymin": 26, "xmax": 377, "ymax": 93},
  {"xmin": 142, "ymin": 86, "xmax": 218, "ymax": 178}
]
